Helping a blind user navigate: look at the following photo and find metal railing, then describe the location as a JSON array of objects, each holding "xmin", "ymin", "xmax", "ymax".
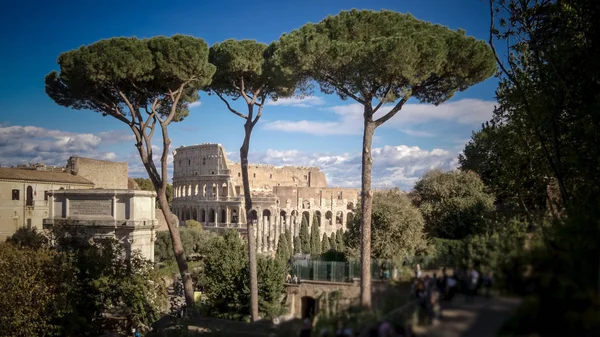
[{"xmin": 290, "ymin": 259, "xmax": 394, "ymax": 283}]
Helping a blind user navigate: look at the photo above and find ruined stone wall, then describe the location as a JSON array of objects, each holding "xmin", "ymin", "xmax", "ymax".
[
  {"xmin": 172, "ymin": 144, "xmax": 230, "ymax": 179},
  {"xmin": 228, "ymin": 163, "xmax": 327, "ymax": 192},
  {"xmin": 67, "ymin": 157, "xmax": 128, "ymax": 189}
]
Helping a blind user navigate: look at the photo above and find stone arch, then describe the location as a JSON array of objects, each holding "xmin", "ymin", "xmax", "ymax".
[
  {"xmin": 212, "ymin": 183, "xmax": 217, "ymax": 197},
  {"xmin": 202, "ymin": 184, "xmax": 207, "ymax": 197},
  {"xmin": 291, "ymin": 210, "xmax": 298, "ymax": 217},
  {"xmin": 302, "ymin": 200, "xmax": 310, "ymax": 209},
  {"xmin": 302, "ymin": 211, "xmax": 310, "ymax": 224},
  {"xmin": 315, "ymin": 210, "xmax": 321, "ymax": 226},
  {"xmin": 221, "ymin": 209, "xmax": 226, "ymax": 223},
  {"xmin": 221, "ymin": 183, "xmax": 227, "ymax": 197},
  {"xmin": 26, "ymin": 185, "xmax": 33, "ymax": 206},
  {"xmin": 347, "ymin": 212, "xmax": 354, "ymax": 223},
  {"xmin": 336, "ymin": 211, "xmax": 343, "ymax": 225},
  {"xmin": 192, "ymin": 208, "xmax": 198, "ymax": 221},
  {"xmin": 188, "ymin": 185, "xmax": 192, "ymax": 197},
  {"xmin": 263, "ymin": 209, "xmax": 271, "ymax": 217},
  {"xmin": 301, "ymin": 296, "xmax": 317, "ymax": 319},
  {"xmin": 209, "ymin": 209, "xmax": 216, "ymax": 222},
  {"xmin": 347, "ymin": 202, "xmax": 354, "ymax": 210},
  {"xmin": 194, "ymin": 184, "xmax": 199, "ymax": 196},
  {"xmin": 325, "ymin": 211, "xmax": 333, "ymax": 225},
  {"xmin": 200, "ymin": 209, "xmax": 206, "ymax": 222},
  {"xmin": 280, "ymin": 210, "xmax": 287, "ymax": 225}
]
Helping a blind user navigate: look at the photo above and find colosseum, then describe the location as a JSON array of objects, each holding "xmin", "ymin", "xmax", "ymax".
[{"xmin": 171, "ymin": 144, "xmax": 360, "ymax": 253}]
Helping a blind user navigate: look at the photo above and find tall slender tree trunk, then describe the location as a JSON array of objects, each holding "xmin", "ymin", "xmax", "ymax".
[
  {"xmin": 240, "ymin": 122, "xmax": 260, "ymax": 322},
  {"xmin": 360, "ymin": 110, "xmax": 376, "ymax": 309},
  {"xmin": 156, "ymin": 190, "xmax": 194, "ymax": 307}
]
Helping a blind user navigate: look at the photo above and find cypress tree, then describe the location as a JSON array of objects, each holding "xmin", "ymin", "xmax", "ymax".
[
  {"xmin": 329, "ymin": 232, "xmax": 337, "ymax": 251},
  {"xmin": 293, "ymin": 236, "xmax": 301, "ymax": 254},
  {"xmin": 310, "ymin": 222, "xmax": 321, "ymax": 255},
  {"xmin": 275, "ymin": 234, "xmax": 289, "ymax": 264},
  {"xmin": 312, "ymin": 212, "xmax": 320, "ymax": 228},
  {"xmin": 336, "ymin": 229, "xmax": 345, "ymax": 252},
  {"xmin": 285, "ymin": 229, "xmax": 293, "ymax": 259},
  {"xmin": 321, "ymin": 233, "xmax": 330, "ymax": 253},
  {"xmin": 299, "ymin": 214, "xmax": 310, "ymax": 254}
]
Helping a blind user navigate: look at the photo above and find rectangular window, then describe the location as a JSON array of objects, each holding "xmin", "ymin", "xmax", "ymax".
[
  {"xmin": 11, "ymin": 189, "xmax": 19, "ymax": 200},
  {"xmin": 44, "ymin": 191, "xmax": 49, "ymax": 201}
]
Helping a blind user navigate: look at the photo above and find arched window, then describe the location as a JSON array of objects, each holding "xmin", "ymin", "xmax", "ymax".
[{"xmin": 26, "ymin": 186, "xmax": 33, "ymax": 206}]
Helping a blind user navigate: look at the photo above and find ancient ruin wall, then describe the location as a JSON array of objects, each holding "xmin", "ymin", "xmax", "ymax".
[
  {"xmin": 67, "ymin": 157, "xmax": 128, "ymax": 189},
  {"xmin": 228, "ymin": 163, "xmax": 328, "ymax": 192},
  {"xmin": 172, "ymin": 144, "xmax": 230, "ymax": 179}
]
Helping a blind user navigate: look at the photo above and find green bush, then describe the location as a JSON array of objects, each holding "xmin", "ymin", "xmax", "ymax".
[
  {"xmin": 431, "ymin": 238, "xmax": 464, "ymax": 267},
  {"xmin": 154, "ymin": 227, "xmax": 215, "ymax": 262},
  {"xmin": 6, "ymin": 227, "xmax": 48, "ymax": 249},
  {"xmin": 184, "ymin": 219, "xmax": 202, "ymax": 229}
]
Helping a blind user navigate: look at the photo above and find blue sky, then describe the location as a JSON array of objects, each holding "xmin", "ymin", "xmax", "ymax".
[{"xmin": 0, "ymin": 0, "xmax": 497, "ymax": 190}]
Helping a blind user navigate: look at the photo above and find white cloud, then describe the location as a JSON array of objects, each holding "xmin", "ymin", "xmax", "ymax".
[
  {"xmin": 0, "ymin": 125, "xmax": 121, "ymax": 167},
  {"xmin": 230, "ymin": 145, "xmax": 459, "ymax": 190},
  {"xmin": 265, "ymin": 95, "xmax": 325, "ymax": 108},
  {"xmin": 263, "ymin": 98, "xmax": 495, "ymax": 136},
  {"xmin": 189, "ymin": 101, "xmax": 202, "ymax": 108}
]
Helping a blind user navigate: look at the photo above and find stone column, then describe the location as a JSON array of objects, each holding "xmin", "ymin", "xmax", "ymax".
[
  {"xmin": 273, "ymin": 215, "xmax": 279, "ymax": 251},
  {"xmin": 257, "ymin": 214, "xmax": 264, "ymax": 252},
  {"xmin": 270, "ymin": 215, "xmax": 276, "ymax": 251},
  {"xmin": 225, "ymin": 207, "xmax": 230, "ymax": 227}
]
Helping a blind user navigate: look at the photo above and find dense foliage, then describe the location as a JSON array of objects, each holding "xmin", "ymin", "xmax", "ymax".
[
  {"xmin": 346, "ymin": 189, "xmax": 429, "ymax": 267},
  {"xmin": 155, "ymin": 227, "xmax": 215, "ymax": 263},
  {"xmin": 0, "ymin": 236, "xmax": 166, "ymax": 337},
  {"xmin": 195, "ymin": 230, "xmax": 286, "ymax": 321},
  {"xmin": 411, "ymin": 170, "xmax": 495, "ymax": 239}
]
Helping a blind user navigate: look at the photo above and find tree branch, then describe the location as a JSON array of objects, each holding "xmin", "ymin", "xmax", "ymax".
[
  {"xmin": 251, "ymin": 93, "xmax": 267, "ymax": 128},
  {"xmin": 374, "ymin": 93, "xmax": 410, "ymax": 128},
  {"xmin": 323, "ymin": 74, "xmax": 365, "ymax": 104},
  {"xmin": 118, "ymin": 90, "xmax": 143, "ymax": 127},
  {"xmin": 215, "ymin": 91, "xmax": 248, "ymax": 119},
  {"xmin": 239, "ymin": 77, "xmax": 252, "ymax": 104},
  {"xmin": 372, "ymin": 85, "xmax": 392, "ymax": 113}
]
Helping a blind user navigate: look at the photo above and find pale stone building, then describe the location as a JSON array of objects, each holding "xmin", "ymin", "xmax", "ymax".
[
  {"xmin": 171, "ymin": 144, "xmax": 360, "ymax": 253},
  {"xmin": 1, "ymin": 156, "xmax": 158, "ymax": 262},
  {"xmin": 43, "ymin": 189, "xmax": 157, "ymax": 262},
  {"xmin": 0, "ymin": 156, "xmax": 132, "ymax": 239}
]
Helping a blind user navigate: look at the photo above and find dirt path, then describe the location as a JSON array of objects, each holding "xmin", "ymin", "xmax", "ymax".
[{"xmin": 413, "ymin": 295, "xmax": 522, "ymax": 337}]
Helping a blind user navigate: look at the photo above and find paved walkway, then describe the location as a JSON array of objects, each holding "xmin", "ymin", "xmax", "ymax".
[{"xmin": 413, "ymin": 295, "xmax": 522, "ymax": 337}]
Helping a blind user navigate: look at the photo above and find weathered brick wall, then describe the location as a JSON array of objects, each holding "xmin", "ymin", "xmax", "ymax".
[{"xmin": 68, "ymin": 157, "xmax": 128, "ymax": 189}]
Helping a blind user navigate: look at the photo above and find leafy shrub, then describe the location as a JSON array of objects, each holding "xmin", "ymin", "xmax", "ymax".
[{"xmin": 6, "ymin": 226, "xmax": 48, "ymax": 249}]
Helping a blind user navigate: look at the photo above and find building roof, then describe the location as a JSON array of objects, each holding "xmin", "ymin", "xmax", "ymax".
[{"xmin": 0, "ymin": 167, "xmax": 94, "ymax": 185}]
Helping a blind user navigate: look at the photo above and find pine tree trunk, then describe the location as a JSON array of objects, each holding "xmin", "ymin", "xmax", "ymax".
[
  {"xmin": 156, "ymin": 189, "xmax": 195, "ymax": 308},
  {"xmin": 360, "ymin": 111, "xmax": 376, "ymax": 309},
  {"xmin": 241, "ymin": 122, "xmax": 259, "ymax": 322}
]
